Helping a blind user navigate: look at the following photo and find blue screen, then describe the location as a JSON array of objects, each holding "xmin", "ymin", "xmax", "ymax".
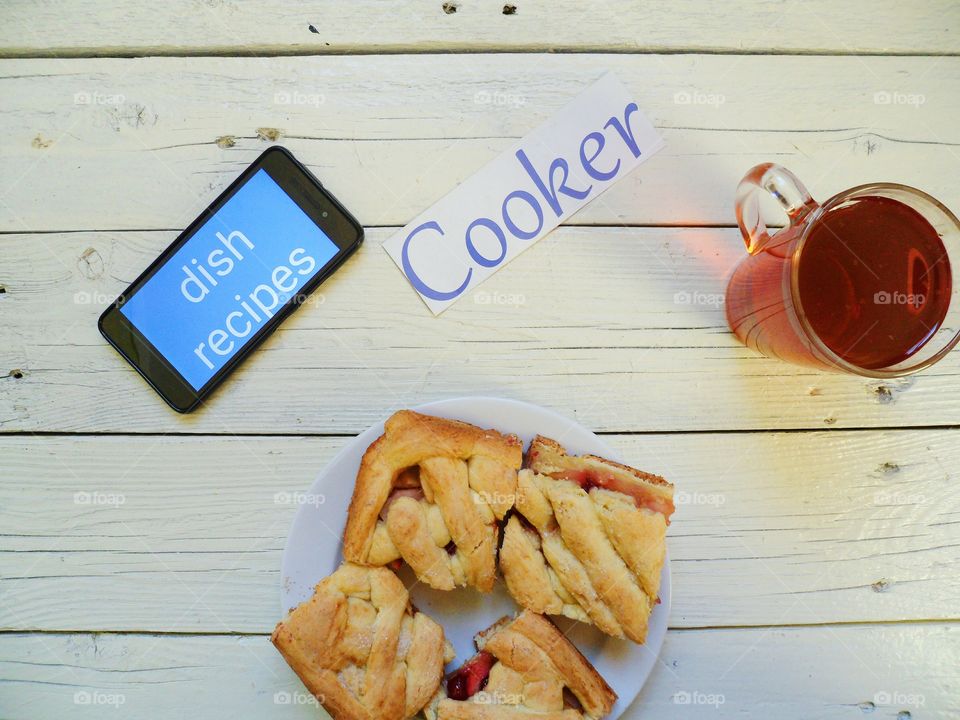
[{"xmin": 120, "ymin": 169, "xmax": 339, "ymax": 390}]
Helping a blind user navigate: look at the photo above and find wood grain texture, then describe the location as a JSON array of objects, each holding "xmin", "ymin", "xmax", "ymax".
[
  {"xmin": 1, "ymin": 431, "xmax": 957, "ymax": 633},
  {"xmin": 2, "ymin": 4, "xmax": 958, "ymax": 719},
  {"xmin": 3, "ymin": 227, "xmax": 959, "ymax": 434},
  {"xmin": 1, "ymin": 54, "xmax": 958, "ymax": 232},
  {"xmin": 0, "ymin": 624, "xmax": 955, "ymax": 719},
  {"xmin": 1, "ymin": 0, "xmax": 958, "ymax": 56}
]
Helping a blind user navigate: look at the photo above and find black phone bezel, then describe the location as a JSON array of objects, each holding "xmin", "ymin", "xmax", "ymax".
[{"xmin": 98, "ymin": 146, "xmax": 364, "ymax": 413}]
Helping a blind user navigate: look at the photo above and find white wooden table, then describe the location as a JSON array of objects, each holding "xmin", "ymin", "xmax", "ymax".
[{"xmin": 1, "ymin": 2, "xmax": 958, "ymax": 717}]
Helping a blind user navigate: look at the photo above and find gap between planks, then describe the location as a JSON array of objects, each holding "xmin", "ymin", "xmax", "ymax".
[
  {"xmin": 2, "ymin": 618, "xmax": 957, "ymax": 637},
  {"xmin": 3, "ymin": 424, "xmax": 960, "ymax": 438},
  {"xmin": 0, "ymin": 223, "xmax": 745, "ymax": 236},
  {"xmin": 2, "ymin": 49, "xmax": 960, "ymax": 60}
]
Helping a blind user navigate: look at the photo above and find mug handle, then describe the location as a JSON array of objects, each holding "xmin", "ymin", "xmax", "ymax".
[{"xmin": 735, "ymin": 163, "xmax": 818, "ymax": 255}]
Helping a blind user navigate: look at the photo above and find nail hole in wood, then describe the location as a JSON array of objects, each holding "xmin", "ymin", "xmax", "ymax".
[
  {"xmin": 256, "ymin": 127, "xmax": 283, "ymax": 142},
  {"xmin": 308, "ymin": 24, "xmax": 319, "ymax": 34},
  {"xmin": 10, "ymin": 369, "xmax": 24, "ymax": 379},
  {"xmin": 0, "ymin": 285, "xmax": 6, "ymax": 294},
  {"xmin": 442, "ymin": 2, "xmax": 457, "ymax": 13},
  {"xmin": 502, "ymin": 3, "xmax": 517, "ymax": 14},
  {"xmin": 874, "ymin": 385, "xmax": 893, "ymax": 403}
]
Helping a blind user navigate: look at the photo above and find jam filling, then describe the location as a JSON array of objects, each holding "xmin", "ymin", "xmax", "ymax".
[
  {"xmin": 563, "ymin": 687, "xmax": 584, "ymax": 711},
  {"xmin": 549, "ymin": 469, "xmax": 675, "ymax": 519},
  {"xmin": 447, "ymin": 651, "xmax": 496, "ymax": 701}
]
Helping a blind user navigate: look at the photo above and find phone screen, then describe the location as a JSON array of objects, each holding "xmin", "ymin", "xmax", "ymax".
[{"xmin": 119, "ymin": 168, "xmax": 339, "ymax": 390}]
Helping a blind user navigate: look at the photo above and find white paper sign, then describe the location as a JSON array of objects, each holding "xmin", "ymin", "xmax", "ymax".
[{"xmin": 384, "ymin": 73, "xmax": 665, "ymax": 314}]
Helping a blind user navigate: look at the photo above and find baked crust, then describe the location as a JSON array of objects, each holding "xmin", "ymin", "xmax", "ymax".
[
  {"xmin": 343, "ymin": 410, "xmax": 522, "ymax": 592},
  {"xmin": 271, "ymin": 563, "xmax": 454, "ymax": 720},
  {"xmin": 502, "ymin": 437, "xmax": 674, "ymax": 644},
  {"xmin": 526, "ymin": 435, "xmax": 674, "ymax": 515},
  {"xmin": 427, "ymin": 610, "xmax": 616, "ymax": 720}
]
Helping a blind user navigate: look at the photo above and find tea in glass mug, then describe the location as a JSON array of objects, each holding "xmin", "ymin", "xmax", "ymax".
[{"xmin": 725, "ymin": 163, "xmax": 960, "ymax": 377}]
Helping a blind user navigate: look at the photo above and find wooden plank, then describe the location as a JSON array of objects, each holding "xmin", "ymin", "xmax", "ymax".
[
  {"xmin": 1, "ymin": 0, "xmax": 958, "ymax": 56},
  {"xmin": 0, "ymin": 624, "xmax": 954, "ymax": 719},
  {"xmin": 1, "ymin": 431, "xmax": 957, "ymax": 633},
  {"xmin": 2, "ymin": 227, "xmax": 959, "ymax": 434},
  {"xmin": 1, "ymin": 54, "xmax": 958, "ymax": 231}
]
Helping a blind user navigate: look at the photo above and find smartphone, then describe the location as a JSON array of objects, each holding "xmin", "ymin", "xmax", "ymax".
[{"xmin": 99, "ymin": 146, "xmax": 363, "ymax": 413}]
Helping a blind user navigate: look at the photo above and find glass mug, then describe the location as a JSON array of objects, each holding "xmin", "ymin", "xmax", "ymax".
[{"xmin": 725, "ymin": 163, "xmax": 960, "ymax": 377}]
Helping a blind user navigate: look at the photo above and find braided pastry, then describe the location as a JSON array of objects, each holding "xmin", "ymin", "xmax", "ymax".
[
  {"xmin": 272, "ymin": 563, "xmax": 454, "ymax": 720},
  {"xmin": 343, "ymin": 410, "xmax": 522, "ymax": 592},
  {"xmin": 500, "ymin": 435, "xmax": 675, "ymax": 644},
  {"xmin": 425, "ymin": 610, "xmax": 617, "ymax": 720}
]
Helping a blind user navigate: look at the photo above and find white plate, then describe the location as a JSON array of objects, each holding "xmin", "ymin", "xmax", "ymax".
[{"xmin": 280, "ymin": 397, "xmax": 670, "ymax": 719}]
